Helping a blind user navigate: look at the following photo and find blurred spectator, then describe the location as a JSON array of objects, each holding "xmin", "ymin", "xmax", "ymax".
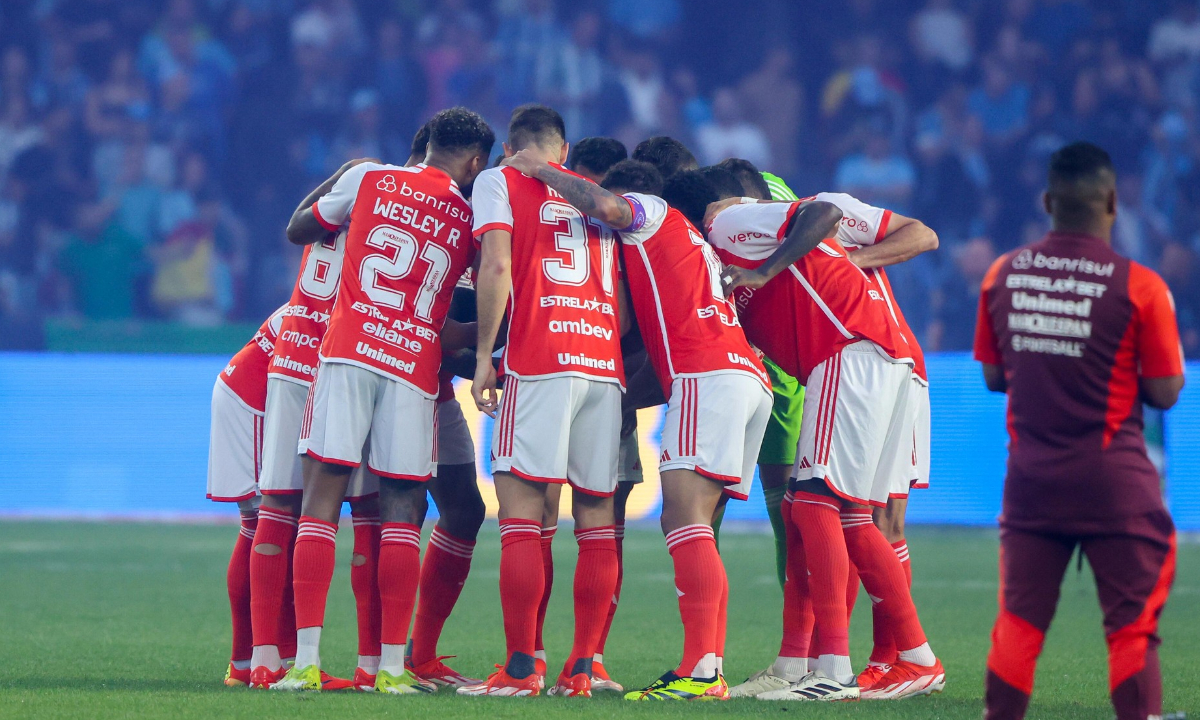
[
  {"xmin": 1159, "ymin": 242, "xmax": 1200, "ymax": 356},
  {"xmin": 84, "ymin": 50, "xmax": 150, "ymax": 142},
  {"xmin": 615, "ymin": 45, "xmax": 677, "ymax": 140},
  {"xmin": 57, "ymin": 199, "xmax": 145, "ymax": 320},
  {"xmin": 929, "ymin": 236, "xmax": 998, "ymax": 350},
  {"xmin": 374, "ymin": 20, "xmax": 427, "ymax": 144},
  {"xmin": 967, "ymin": 57, "xmax": 1031, "ymax": 148},
  {"xmin": 1114, "ymin": 172, "xmax": 1169, "ymax": 267},
  {"xmin": 32, "ymin": 37, "xmax": 90, "ymax": 112},
  {"xmin": 607, "ymin": 0, "xmax": 681, "ymax": 40},
  {"xmin": 909, "ymin": 0, "xmax": 974, "ymax": 73},
  {"xmin": 737, "ymin": 47, "xmax": 802, "ymax": 177},
  {"xmin": 494, "ymin": 0, "xmax": 560, "ymax": 109},
  {"xmin": 537, "ymin": 10, "xmax": 611, "ymax": 140},
  {"xmin": 0, "ymin": 95, "xmax": 43, "ymax": 180},
  {"xmin": 149, "ymin": 217, "xmax": 226, "ymax": 325},
  {"xmin": 695, "ymin": 87, "xmax": 771, "ymax": 168},
  {"xmin": 835, "ymin": 132, "xmax": 916, "ymax": 214},
  {"xmin": 1148, "ymin": 0, "xmax": 1200, "ymax": 64}
]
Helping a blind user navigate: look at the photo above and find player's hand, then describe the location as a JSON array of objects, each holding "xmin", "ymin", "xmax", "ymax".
[
  {"xmin": 504, "ymin": 149, "xmax": 546, "ymax": 177},
  {"xmin": 703, "ymin": 197, "xmax": 746, "ymax": 230},
  {"xmin": 720, "ymin": 264, "xmax": 769, "ymax": 295},
  {"xmin": 472, "ymin": 358, "xmax": 500, "ymax": 417}
]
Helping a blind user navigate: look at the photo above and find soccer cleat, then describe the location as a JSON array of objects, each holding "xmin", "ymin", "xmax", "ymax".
[
  {"xmin": 534, "ymin": 657, "xmax": 547, "ymax": 690},
  {"xmin": 856, "ymin": 663, "xmax": 889, "ymax": 691},
  {"xmin": 756, "ymin": 671, "xmax": 860, "ymax": 701},
  {"xmin": 270, "ymin": 664, "xmax": 322, "ymax": 691},
  {"xmin": 320, "ymin": 671, "xmax": 355, "ymax": 691},
  {"xmin": 456, "ymin": 667, "xmax": 541, "ymax": 697},
  {"xmin": 547, "ymin": 671, "xmax": 592, "ymax": 698},
  {"xmin": 590, "ymin": 661, "xmax": 623, "ymax": 693},
  {"xmin": 859, "ymin": 659, "xmax": 945, "ymax": 700},
  {"xmin": 624, "ymin": 671, "xmax": 726, "ymax": 701},
  {"xmin": 408, "ymin": 656, "xmax": 481, "ymax": 688},
  {"xmin": 729, "ymin": 666, "xmax": 794, "ymax": 698},
  {"xmin": 374, "ymin": 668, "xmax": 437, "ymax": 695},
  {"xmin": 352, "ymin": 667, "xmax": 376, "ymax": 692},
  {"xmin": 248, "ymin": 666, "xmax": 285, "ymax": 689},
  {"xmin": 224, "ymin": 663, "xmax": 251, "ymax": 687}
]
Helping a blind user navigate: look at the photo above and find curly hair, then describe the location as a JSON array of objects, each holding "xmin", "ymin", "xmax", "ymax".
[
  {"xmin": 569, "ymin": 137, "xmax": 628, "ymax": 179},
  {"xmin": 716, "ymin": 157, "xmax": 772, "ymax": 200},
  {"xmin": 428, "ymin": 107, "xmax": 496, "ymax": 158},
  {"xmin": 632, "ymin": 136, "xmax": 698, "ymax": 180},
  {"xmin": 662, "ymin": 170, "xmax": 720, "ymax": 228},
  {"xmin": 600, "ymin": 160, "xmax": 663, "ymax": 196}
]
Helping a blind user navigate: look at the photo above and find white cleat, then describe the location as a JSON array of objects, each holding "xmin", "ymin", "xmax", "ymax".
[
  {"xmin": 756, "ymin": 672, "xmax": 860, "ymax": 702},
  {"xmin": 729, "ymin": 666, "xmax": 794, "ymax": 698}
]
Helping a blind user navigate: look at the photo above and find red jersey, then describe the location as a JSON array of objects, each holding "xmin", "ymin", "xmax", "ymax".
[
  {"xmin": 707, "ymin": 201, "xmax": 913, "ymax": 382},
  {"xmin": 219, "ymin": 306, "xmax": 285, "ymax": 413},
  {"xmin": 472, "ymin": 164, "xmax": 623, "ymax": 386},
  {"xmin": 312, "ymin": 162, "xmax": 476, "ymax": 397},
  {"xmin": 974, "ymin": 231, "xmax": 1184, "ymax": 531},
  {"xmin": 802, "ymin": 192, "xmax": 927, "ymax": 381},
  {"xmin": 618, "ymin": 192, "xmax": 769, "ymax": 394},
  {"xmin": 270, "ymin": 230, "xmax": 346, "ymax": 386}
]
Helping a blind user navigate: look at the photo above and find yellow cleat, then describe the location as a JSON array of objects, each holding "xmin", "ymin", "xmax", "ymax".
[
  {"xmin": 374, "ymin": 668, "xmax": 437, "ymax": 695},
  {"xmin": 270, "ymin": 664, "xmax": 322, "ymax": 691},
  {"xmin": 624, "ymin": 671, "xmax": 727, "ymax": 701}
]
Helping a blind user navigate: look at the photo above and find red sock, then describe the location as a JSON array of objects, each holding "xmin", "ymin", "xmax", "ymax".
[
  {"xmin": 595, "ymin": 523, "xmax": 623, "ymax": 657},
  {"xmin": 351, "ymin": 510, "xmax": 381, "ymax": 658},
  {"xmin": 779, "ymin": 493, "xmax": 814, "ymax": 659},
  {"xmin": 566, "ymin": 526, "xmax": 619, "ymax": 675},
  {"xmin": 292, "ymin": 517, "xmax": 338, "ymax": 630},
  {"xmin": 716, "ymin": 558, "xmax": 729, "ymax": 662},
  {"xmin": 666, "ymin": 524, "xmax": 722, "ymax": 677},
  {"xmin": 535, "ymin": 525, "xmax": 556, "ymax": 654},
  {"xmin": 841, "ymin": 508, "xmax": 871, "ymax": 620},
  {"xmin": 410, "ymin": 526, "xmax": 475, "ymax": 666},
  {"xmin": 250, "ymin": 506, "xmax": 297, "ymax": 654},
  {"xmin": 870, "ymin": 540, "xmax": 911, "ymax": 664},
  {"xmin": 227, "ymin": 512, "xmax": 257, "ymax": 662},
  {"xmin": 499, "ymin": 519, "xmax": 544, "ymax": 661},
  {"xmin": 280, "ymin": 553, "xmax": 297, "ymax": 659},
  {"xmin": 843, "ymin": 521, "xmax": 926, "ymax": 653},
  {"xmin": 378, "ymin": 523, "xmax": 421, "ymax": 646},
  {"xmin": 792, "ymin": 493, "xmax": 850, "ymax": 658}
]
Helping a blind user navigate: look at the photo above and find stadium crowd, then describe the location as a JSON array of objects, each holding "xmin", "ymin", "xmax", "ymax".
[{"xmin": 1, "ymin": 0, "xmax": 1200, "ymax": 354}]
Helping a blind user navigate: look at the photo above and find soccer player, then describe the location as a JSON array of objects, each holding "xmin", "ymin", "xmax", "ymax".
[
  {"xmin": 692, "ymin": 175, "xmax": 944, "ymax": 701},
  {"xmin": 505, "ymin": 153, "xmax": 835, "ymax": 700},
  {"xmin": 207, "ymin": 306, "xmax": 283, "ymax": 686},
  {"xmin": 567, "ymin": 136, "xmax": 630, "ymax": 693},
  {"xmin": 568, "ymin": 137, "xmax": 628, "ymax": 184},
  {"xmin": 632, "ymin": 136, "xmax": 699, "ymax": 179},
  {"xmin": 975, "ymin": 142, "xmax": 1183, "ymax": 720},
  {"xmin": 272, "ymin": 107, "xmax": 494, "ymax": 694},
  {"xmin": 464, "ymin": 105, "xmax": 623, "ymax": 698}
]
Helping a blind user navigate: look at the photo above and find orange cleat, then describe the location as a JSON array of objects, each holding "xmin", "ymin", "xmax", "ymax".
[
  {"xmin": 591, "ymin": 661, "xmax": 623, "ymax": 693},
  {"xmin": 352, "ymin": 667, "xmax": 376, "ymax": 692},
  {"xmin": 860, "ymin": 659, "xmax": 945, "ymax": 700},
  {"xmin": 856, "ymin": 664, "xmax": 890, "ymax": 691},
  {"xmin": 547, "ymin": 671, "xmax": 592, "ymax": 698},
  {"xmin": 224, "ymin": 663, "xmax": 251, "ymax": 687},
  {"xmin": 319, "ymin": 671, "xmax": 356, "ymax": 691},
  {"xmin": 534, "ymin": 657, "xmax": 547, "ymax": 690},
  {"xmin": 456, "ymin": 667, "xmax": 541, "ymax": 697},
  {"xmin": 248, "ymin": 665, "xmax": 285, "ymax": 689},
  {"xmin": 408, "ymin": 656, "xmax": 481, "ymax": 688}
]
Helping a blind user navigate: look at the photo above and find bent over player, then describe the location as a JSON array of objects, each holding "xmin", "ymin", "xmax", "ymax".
[
  {"xmin": 976, "ymin": 142, "xmax": 1183, "ymax": 720},
  {"xmin": 466, "ymin": 105, "xmax": 623, "ymax": 698},
  {"xmin": 273, "ymin": 107, "xmax": 493, "ymax": 694}
]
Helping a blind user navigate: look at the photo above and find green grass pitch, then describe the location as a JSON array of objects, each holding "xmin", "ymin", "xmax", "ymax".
[{"xmin": 0, "ymin": 521, "xmax": 1195, "ymax": 719}]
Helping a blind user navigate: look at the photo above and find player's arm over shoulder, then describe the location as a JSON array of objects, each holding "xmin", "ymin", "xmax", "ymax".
[
  {"xmin": 286, "ymin": 159, "xmax": 378, "ymax": 245},
  {"xmin": 1130, "ymin": 262, "xmax": 1185, "ymax": 409}
]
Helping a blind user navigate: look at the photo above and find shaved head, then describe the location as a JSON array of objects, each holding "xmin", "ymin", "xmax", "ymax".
[{"xmin": 1043, "ymin": 141, "xmax": 1117, "ymax": 236}]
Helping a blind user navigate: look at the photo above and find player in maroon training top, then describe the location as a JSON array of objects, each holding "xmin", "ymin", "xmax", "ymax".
[{"xmin": 974, "ymin": 143, "xmax": 1184, "ymax": 720}]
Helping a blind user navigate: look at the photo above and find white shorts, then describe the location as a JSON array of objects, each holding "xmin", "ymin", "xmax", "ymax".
[
  {"xmin": 793, "ymin": 341, "xmax": 915, "ymax": 507},
  {"xmin": 300, "ymin": 362, "xmax": 436, "ymax": 481},
  {"xmin": 910, "ymin": 377, "xmax": 930, "ymax": 490},
  {"xmin": 436, "ymin": 397, "xmax": 476, "ymax": 467},
  {"xmin": 617, "ymin": 428, "xmax": 643, "ymax": 485},
  {"xmin": 261, "ymin": 377, "xmax": 378, "ymax": 499},
  {"xmin": 659, "ymin": 373, "xmax": 772, "ymax": 500},
  {"xmin": 207, "ymin": 381, "xmax": 262, "ymax": 502},
  {"xmin": 491, "ymin": 375, "xmax": 621, "ymax": 496}
]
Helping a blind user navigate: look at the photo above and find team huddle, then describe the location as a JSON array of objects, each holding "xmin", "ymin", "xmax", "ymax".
[{"xmin": 206, "ymin": 103, "xmax": 944, "ymax": 701}]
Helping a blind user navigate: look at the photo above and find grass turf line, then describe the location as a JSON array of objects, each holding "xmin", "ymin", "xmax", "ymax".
[{"xmin": 0, "ymin": 522, "xmax": 1195, "ymax": 719}]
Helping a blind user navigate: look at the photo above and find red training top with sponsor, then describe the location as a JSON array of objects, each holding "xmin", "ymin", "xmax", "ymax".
[
  {"xmin": 618, "ymin": 192, "xmax": 769, "ymax": 394},
  {"xmin": 707, "ymin": 201, "xmax": 913, "ymax": 382},
  {"xmin": 472, "ymin": 164, "xmax": 623, "ymax": 386},
  {"xmin": 219, "ymin": 306, "xmax": 286, "ymax": 413},
  {"xmin": 270, "ymin": 230, "xmax": 346, "ymax": 386},
  {"xmin": 312, "ymin": 162, "xmax": 476, "ymax": 397},
  {"xmin": 805, "ymin": 192, "xmax": 927, "ymax": 381},
  {"xmin": 974, "ymin": 231, "xmax": 1184, "ymax": 531}
]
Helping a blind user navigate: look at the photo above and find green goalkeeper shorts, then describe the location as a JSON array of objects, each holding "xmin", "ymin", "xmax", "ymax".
[{"xmin": 757, "ymin": 357, "xmax": 805, "ymax": 466}]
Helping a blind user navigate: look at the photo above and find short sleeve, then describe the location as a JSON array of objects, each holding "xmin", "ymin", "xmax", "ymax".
[
  {"xmin": 616, "ymin": 192, "xmax": 669, "ymax": 245},
  {"xmin": 1130, "ymin": 263, "xmax": 1185, "ymax": 378},
  {"xmin": 470, "ymin": 168, "xmax": 513, "ymax": 242},
  {"xmin": 762, "ymin": 172, "xmax": 799, "ymax": 201},
  {"xmin": 815, "ymin": 192, "xmax": 892, "ymax": 248},
  {"xmin": 973, "ymin": 255, "xmax": 1008, "ymax": 366},
  {"xmin": 313, "ymin": 162, "xmax": 376, "ymax": 231},
  {"xmin": 706, "ymin": 202, "xmax": 797, "ymax": 262}
]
